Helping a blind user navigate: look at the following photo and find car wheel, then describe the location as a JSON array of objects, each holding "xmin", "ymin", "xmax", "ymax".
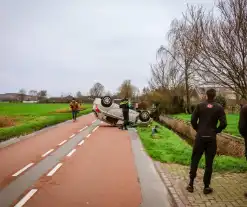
[
  {"xmin": 139, "ymin": 111, "xmax": 150, "ymax": 122},
  {"xmin": 101, "ymin": 96, "xmax": 113, "ymax": 107}
]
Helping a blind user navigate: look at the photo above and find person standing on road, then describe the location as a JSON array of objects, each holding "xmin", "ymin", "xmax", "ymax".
[
  {"xmin": 238, "ymin": 103, "xmax": 247, "ymax": 197},
  {"xmin": 186, "ymin": 89, "xmax": 227, "ymax": 195},
  {"xmin": 70, "ymin": 98, "xmax": 79, "ymax": 122},
  {"xmin": 119, "ymin": 97, "xmax": 129, "ymax": 130}
]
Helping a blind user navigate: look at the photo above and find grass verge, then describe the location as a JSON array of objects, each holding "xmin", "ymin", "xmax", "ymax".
[
  {"xmin": 0, "ymin": 104, "xmax": 92, "ymax": 142},
  {"xmin": 137, "ymin": 122, "xmax": 247, "ymax": 172},
  {"xmin": 171, "ymin": 113, "xmax": 241, "ymax": 137}
]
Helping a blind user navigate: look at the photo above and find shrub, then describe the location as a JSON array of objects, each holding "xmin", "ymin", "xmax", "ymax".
[{"xmin": 215, "ymin": 94, "xmax": 227, "ymax": 108}]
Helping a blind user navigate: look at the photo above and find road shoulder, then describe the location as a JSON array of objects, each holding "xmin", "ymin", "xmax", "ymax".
[{"xmin": 128, "ymin": 128, "xmax": 174, "ymax": 207}]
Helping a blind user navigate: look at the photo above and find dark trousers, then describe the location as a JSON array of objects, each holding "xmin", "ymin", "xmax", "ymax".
[
  {"xmin": 72, "ymin": 110, "xmax": 78, "ymax": 120},
  {"xmin": 189, "ymin": 136, "xmax": 217, "ymax": 187},
  {"xmin": 122, "ymin": 109, "xmax": 129, "ymax": 129}
]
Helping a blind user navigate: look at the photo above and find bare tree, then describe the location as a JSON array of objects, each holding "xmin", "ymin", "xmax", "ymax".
[
  {"xmin": 118, "ymin": 80, "xmax": 137, "ymax": 98},
  {"xmin": 195, "ymin": 0, "xmax": 247, "ymax": 99},
  {"xmin": 18, "ymin": 89, "xmax": 26, "ymax": 102},
  {"xmin": 89, "ymin": 82, "xmax": 105, "ymax": 98},
  {"xmin": 28, "ymin": 90, "xmax": 38, "ymax": 97},
  {"xmin": 142, "ymin": 87, "xmax": 150, "ymax": 95},
  {"xmin": 159, "ymin": 5, "xmax": 206, "ymax": 112},
  {"xmin": 37, "ymin": 90, "xmax": 47, "ymax": 101},
  {"xmin": 149, "ymin": 51, "xmax": 184, "ymax": 91},
  {"xmin": 76, "ymin": 91, "xmax": 82, "ymax": 98},
  {"xmin": 149, "ymin": 57, "xmax": 168, "ymax": 90}
]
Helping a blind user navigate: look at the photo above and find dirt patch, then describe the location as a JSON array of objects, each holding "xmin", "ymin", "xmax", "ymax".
[{"xmin": 0, "ymin": 116, "xmax": 15, "ymax": 128}]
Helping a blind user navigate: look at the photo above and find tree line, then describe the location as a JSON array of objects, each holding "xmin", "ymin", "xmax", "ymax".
[{"xmin": 16, "ymin": 79, "xmax": 139, "ymax": 103}]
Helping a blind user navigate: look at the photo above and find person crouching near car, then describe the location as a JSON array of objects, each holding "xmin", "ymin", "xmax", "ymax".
[
  {"xmin": 70, "ymin": 98, "xmax": 79, "ymax": 122},
  {"xmin": 119, "ymin": 97, "xmax": 129, "ymax": 130}
]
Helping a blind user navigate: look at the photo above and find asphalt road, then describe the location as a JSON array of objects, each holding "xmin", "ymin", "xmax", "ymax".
[{"xmin": 0, "ymin": 113, "xmax": 172, "ymax": 207}]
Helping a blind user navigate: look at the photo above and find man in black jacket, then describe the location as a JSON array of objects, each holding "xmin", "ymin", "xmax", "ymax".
[
  {"xmin": 186, "ymin": 89, "xmax": 227, "ymax": 194},
  {"xmin": 238, "ymin": 103, "xmax": 247, "ymax": 197}
]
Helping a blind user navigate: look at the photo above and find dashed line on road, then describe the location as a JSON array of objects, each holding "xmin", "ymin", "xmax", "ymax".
[
  {"xmin": 58, "ymin": 140, "xmax": 67, "ymax": 146},
  {"xmin": 92, "ymin": 126, "xmax": 99, "ymax": 133},
  {"xmin": 67, "ymin": 149, "xmax": 76, "ymax": 157},
  {"xmin": 47, "ymin": 163, "xmax": 63, "ymax": 176},
  {"xmin": 14, "ymin": 189, "xmax": 38, "ymax": 207},
  {"xmin": 92, "ymin": 120, "xmax": 97, "ymax": 124},
  {"xmin": 79, "ymin": 126, "xmax": 88, "ymax": 132},
  {"xmin": 41, "ymin": 149, "xmax": 54, "ymax": 157},
  {"xmin": 12, "ymin": 163, "xmax": 34, "ymax": 177},
  {"xmin": 69, "ymin": 134, "xmax": 75, "ymax": 139},
  {"xmin": 78, "ymin": 140, "xmax": 85, "ymax": 146},
  {"xmin": 86, "ymin": 134, "xmax": 91, "ymax": 138}
]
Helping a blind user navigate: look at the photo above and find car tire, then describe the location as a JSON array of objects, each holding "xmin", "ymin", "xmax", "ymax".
[
  {"xmin": 101, "ymin": 96, "xmax": 113, "ymax": 107},
  {"xmin": 139, "ymin": 111, "xmax": 151, "ymax": 122}
]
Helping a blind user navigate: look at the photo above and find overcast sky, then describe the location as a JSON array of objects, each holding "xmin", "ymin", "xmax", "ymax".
[{"xmin": 0, "ymin": 0, "xmax": 215, "ymax": 96}]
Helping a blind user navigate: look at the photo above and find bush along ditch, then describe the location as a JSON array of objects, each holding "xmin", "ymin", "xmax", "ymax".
[
  {"xmin": 137, "ymin": 122, "xmax": 247, "ymax": 173},
  {"xmin": 159, "ymin": 115, "xmax": 245, "ymax": 157}
]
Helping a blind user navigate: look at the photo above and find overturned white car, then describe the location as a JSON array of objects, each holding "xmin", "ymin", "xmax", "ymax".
[{"xmin": 92, "ymin": 96, "xmax": 152, "ymax": 126}]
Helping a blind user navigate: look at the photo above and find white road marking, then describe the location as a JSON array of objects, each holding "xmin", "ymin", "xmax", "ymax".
[
  {"xmin": 41, "ymin": 149, "xmax": 54, "ymax": 157},
  {"xmin": 86, "ymin": 134, "xmax": 91, "ymax": 138},
  {"xmin": 78, "ymin": 140, "xmax": 85, "ymax": 146},
  {"xmin": 14, "ymin": 189, "xmax": 38, "ymax": 207},
  {"xmin": 92, "ymin": 126, "xmax": 99, "ymax": 133},
  {"xmin": 67, "ymin": 149, "xmax": 76, "ymax": 157},
  {"xmin": 69, "ymin": 134, "xmax": 75, "ymax": 139},
  {"xmin": 12, "ymin": 163, "xmax": 34, "ymax": 177},
  {"xmin": 58, "ymin": 140, "xmax": 67, "ymax": 146},
  {"xmin": 92, "ymin": 120, "xmax": 97, "ymax": 124},
  {"xmin": 79, "ymin": 126, "xmax": 88, "ymax": 132},
  {"xmin": 47, "ymin": 163, "xmax": 63, "ymax": 176}
]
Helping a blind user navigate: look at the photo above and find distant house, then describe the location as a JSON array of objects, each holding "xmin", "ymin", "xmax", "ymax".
[
  {"xmin": 0, "ymin": 93, "xmax": 38, "ymax": 102},
  {"xmin": 189, "ymin": 87, "xmax": 237, "ymax": 106}
]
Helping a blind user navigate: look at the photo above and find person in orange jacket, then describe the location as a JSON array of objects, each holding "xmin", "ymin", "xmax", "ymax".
[{"xmin": 69, "ymin": 98, "xmax": 79, "ymax": 122}]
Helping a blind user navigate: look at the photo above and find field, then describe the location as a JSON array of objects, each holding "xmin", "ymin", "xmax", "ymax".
[
  {"xmin": 0, "ymin": 103, "xmax": 92, "ymax": 141},
  {"xmin": 137, "ymin": 122, "xmax": 247, "ymax": 172},
  {"xmin": 171, "ymin": 113, "xmax": 240, "ymax": 137}
]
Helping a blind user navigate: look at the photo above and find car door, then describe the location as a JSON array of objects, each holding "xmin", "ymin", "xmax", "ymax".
[{"xmin": 128, "ymin": 109, "xmax": 139, "ymax": 123}]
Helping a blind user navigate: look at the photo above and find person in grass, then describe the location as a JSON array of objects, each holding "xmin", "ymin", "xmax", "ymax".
[
  {"xmin": 238, "ymin": 101, "xmax": 247, "ymax": 197},
  {"xmin": 69, "ymin": 98, "xmax": 79, "ymax": 122},
  {"xmin": 187, "ymin": 88, "xmax": 227, "ymax": 195}
]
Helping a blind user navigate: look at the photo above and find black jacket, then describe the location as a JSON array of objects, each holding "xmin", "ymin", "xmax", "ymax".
[
  {"xmin": 239, "ymin": 104, "xmax": 247, "ymax": 137},
  {"xmin": 191, "ymin": 101, "xmax": 227, "ymax": 137}
]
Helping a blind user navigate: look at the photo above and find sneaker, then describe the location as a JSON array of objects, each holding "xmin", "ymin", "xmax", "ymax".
[
  {"xmin": 203, "ymin": 187, "xmax": 213, "ymax": 194},
  {"xmin": 186, "ymin": 185, "xmax": 194, "ymax": 193}
]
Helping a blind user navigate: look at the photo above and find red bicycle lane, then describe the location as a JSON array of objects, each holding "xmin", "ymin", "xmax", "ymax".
[{"xmin": 24, "ymin": 125, "xmax": 142, "ymax": 207}]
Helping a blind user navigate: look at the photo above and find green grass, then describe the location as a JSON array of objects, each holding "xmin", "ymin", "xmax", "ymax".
[
  {"xmin": 171, "ymin": 113, "xmax": 241, "ymax": 137},
  {"xmin": 0, "ymin": 103, "xmax": 92, "ymax": 141},
  {"xmin": 137, "ymin": 122, "xmax": 247, "ymax": 172}
]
